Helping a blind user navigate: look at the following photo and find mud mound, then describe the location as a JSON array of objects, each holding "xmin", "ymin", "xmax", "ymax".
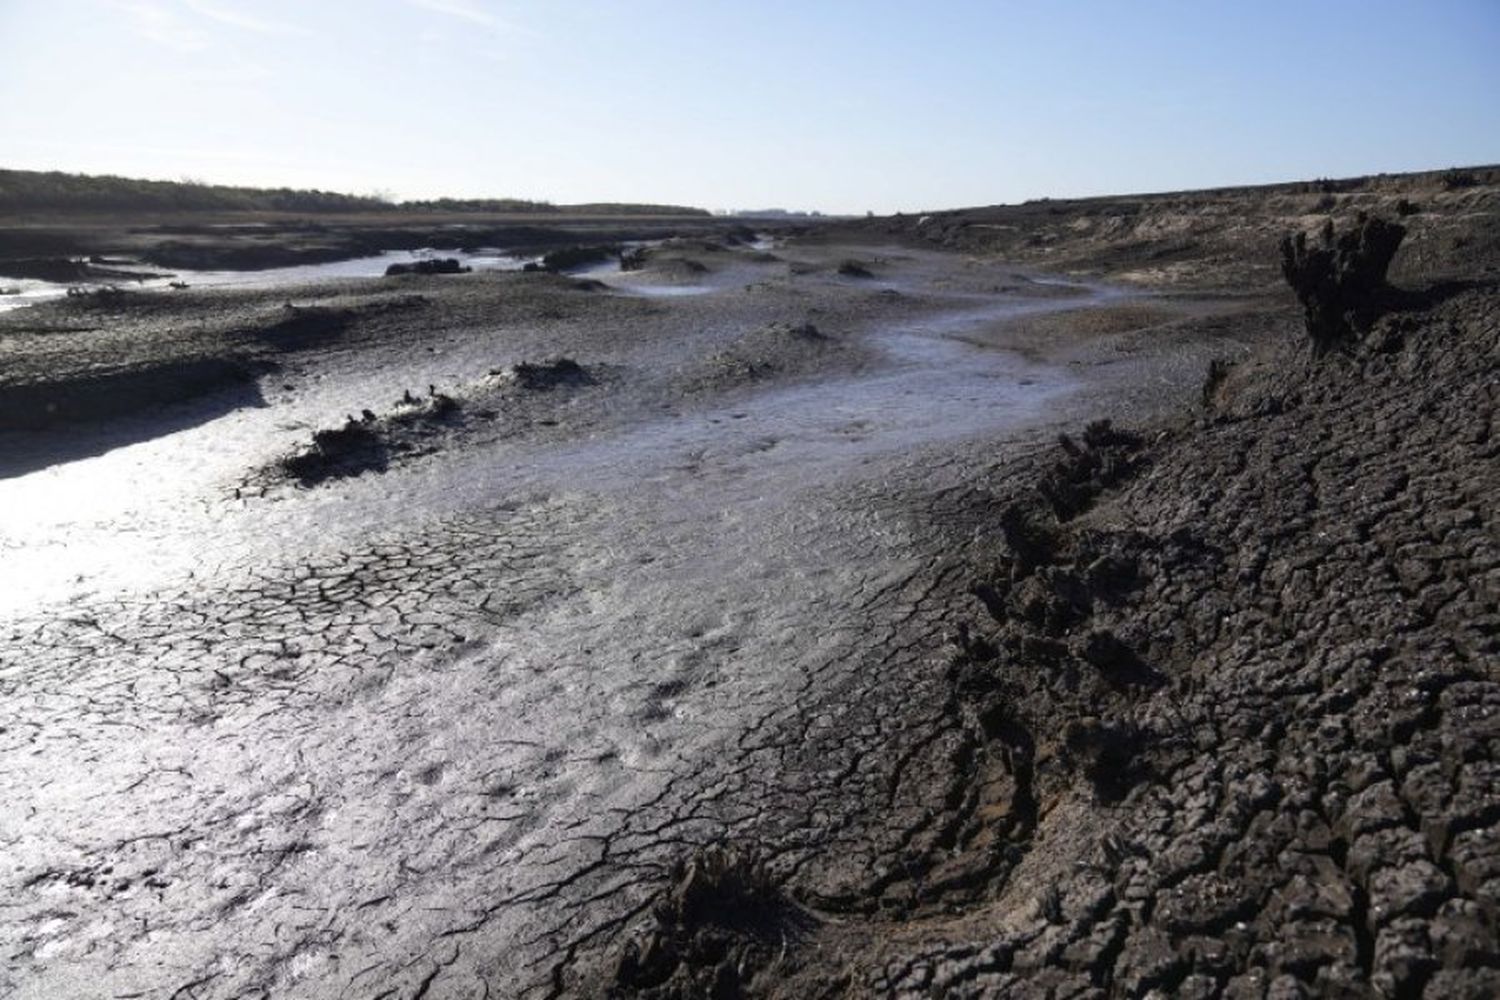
[
  {"xmin": 279, "ymin": 387, "xmax": 461, "ymax": 485},
  {"xmin": 677, "ymin": 322, "xmax": 841, "ymax": 393},
  {"xmin": 613, "ymin": 849, "xmax": 814, "ymax": 999},
  {"xmin": 272, "ymin": 360, "xmax": 602, "ymax": 487},
  {"xmin": 620, "ymin": 245, "xmax": 712, "ymax": 278},
  {"xmin": 236, "ymin": 296, "xmax": 427, "ymax": 351},
  {"xmin": 247, "ymin": 305, "xmax": 354, "ymax": 350},
  {"xmin": 383, "ymin": 257, "xmax": 471, "ymax": 277},
  {"xmin": 650, "ymin": 256, "xmax": 711, "ymax": 279},
  {"xmin": 496, "ymin": 357, "xmax": 595, "ymax": 391}
]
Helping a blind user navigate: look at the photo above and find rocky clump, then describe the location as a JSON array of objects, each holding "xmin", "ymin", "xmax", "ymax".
[
  {"xmin": 271, "ymin": 358, "xmax": 600, "ymax": 488},
  {"xmin": 1279, "ymin": 213, "xmax": 1406, "ymax": 355},
  {"xmin": 279, "ymin": 387, "xmax": 460, "ymax": 485},
  {"xmin": 836, "ymin": 259, "xmax": 874, "ymax": 278},
  {"xmin": 613, "ymin": 849, "xmax": 811, "ymax": 999},
  {"xmin": 1037, "ymin": 419, "xmax": 1143, "ymax": 520},
  {"xmin": 383, "ymin": 257, "xmax": 471, "ymax": 277},
  {"xmin": 281, "ymin": 416, "xmax": 388, "ymax": 483},
  {"xmin": 956, "ymin": 419, "xmax": 1163, "ymax": 810}
]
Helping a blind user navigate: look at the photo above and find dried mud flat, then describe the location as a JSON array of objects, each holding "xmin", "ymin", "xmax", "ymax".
[{"xmin": 2, "ymin": 169, "xmax": 1498, "ymax": 1000}]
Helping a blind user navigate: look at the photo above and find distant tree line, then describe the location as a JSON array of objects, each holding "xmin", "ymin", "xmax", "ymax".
[
  {"xmin": 0, "ymin": 169, "xmax": 392, "ymax": 214},
  {"xmin": 400, "ymin": 196, "xmax": 708, "ymax": 216},
  {"xmin": 0, "ymin": 169, "xmax": 710, "ymax": 217}
]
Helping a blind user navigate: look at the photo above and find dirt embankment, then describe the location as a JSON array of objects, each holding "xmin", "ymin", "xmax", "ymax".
[
  {"xmin": 0, "ymin": 268, "xmax": 619, "ymax": 476},
  {"xmin": 0, "ymin": 292, "xmax": 418, "ymax": 427},
  {"xmin": 590, "ymin": 187, "xmax": 1500, "ymax": 995},
  {"xmin": 812, "ymin": 166, "xmax": 1500, "ymax": 293}
]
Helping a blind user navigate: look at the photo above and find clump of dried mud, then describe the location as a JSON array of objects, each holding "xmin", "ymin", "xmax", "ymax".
[
  {"xmin": 272, "ymin": 357, "xmax": 599, "ymax": 486},
  {"xmin": 612, "ymin": 849, "xmax": 815, "ymax": 998}
]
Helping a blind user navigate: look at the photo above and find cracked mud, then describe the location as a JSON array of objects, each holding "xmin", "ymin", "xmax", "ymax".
[{"xmin": 2, "ymin": 182, "xmax": 1496, "ymax": 1000}]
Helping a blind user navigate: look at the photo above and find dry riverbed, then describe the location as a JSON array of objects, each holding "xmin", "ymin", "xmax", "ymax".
[
  {"xmin": 7, "ymin": 196, "xmax": 1493, "ymax": 999},
  {"xmin": 0, "ymin": 237, "xmax": 1250, "ymax": 998}
]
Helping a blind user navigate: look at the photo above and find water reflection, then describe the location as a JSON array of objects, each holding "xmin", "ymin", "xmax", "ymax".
[{"xmin": 0, "ymin": 248, "xmax": 542, "ymax": 313}]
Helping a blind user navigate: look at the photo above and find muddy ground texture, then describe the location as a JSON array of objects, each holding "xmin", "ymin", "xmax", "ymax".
[
  {"xmin": 1, "ymin": 168, "xmax": 1496, "ymax": 999},
  {"xmin": 3, "ymin": 222, "xmax": 1174, "ymax": 1000},
  {"xmin": 583, "ymin": 178, "xmax": 1500, "ymax": 997}
]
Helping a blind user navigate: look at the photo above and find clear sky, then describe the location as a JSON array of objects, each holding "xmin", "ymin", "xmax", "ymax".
[{"xmin": 2, "ymin": 1, "xmax": 1497, "ymax": 214}]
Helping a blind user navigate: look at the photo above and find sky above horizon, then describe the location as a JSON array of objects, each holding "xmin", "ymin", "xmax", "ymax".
[{"xmin": 1, "ymin": 1, "xmax": 1497, "ymax": 214}]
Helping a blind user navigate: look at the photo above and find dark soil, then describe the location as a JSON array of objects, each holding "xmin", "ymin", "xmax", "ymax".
[{"xmin": 796, "ymin": 278, "xmax": 1499, "ymax": 1000}]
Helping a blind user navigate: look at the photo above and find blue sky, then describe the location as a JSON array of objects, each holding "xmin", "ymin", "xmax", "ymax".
[{"xmin": 1, "ymin": 1, "xmax": 1496, "ymax": 213}]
